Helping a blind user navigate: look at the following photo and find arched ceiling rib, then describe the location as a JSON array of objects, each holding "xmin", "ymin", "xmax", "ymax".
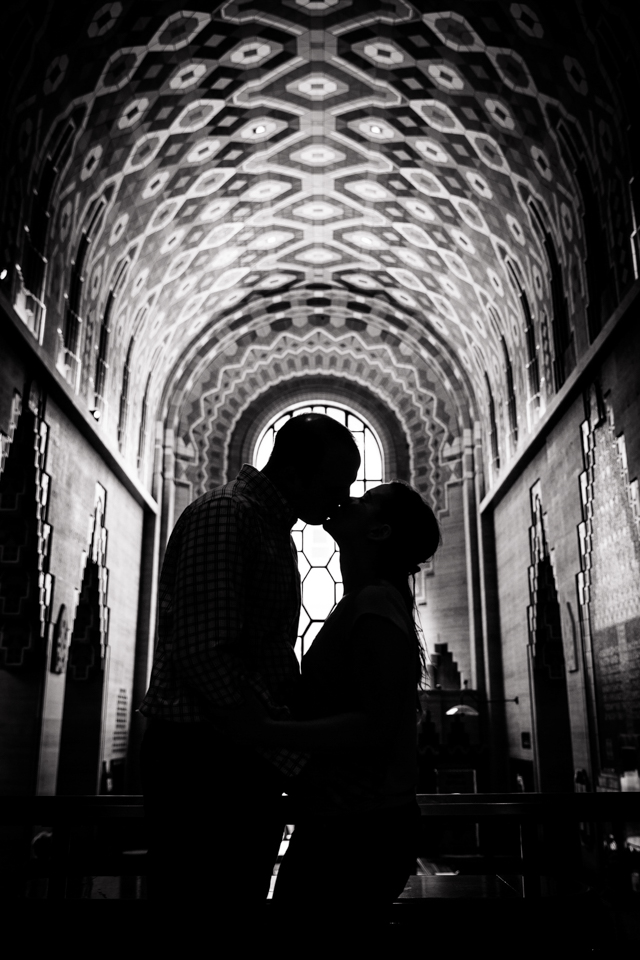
[
  {"xmin": 173, "ymin": 321, "xmax": 466, "ymax": 518},
  {"xmin": 162, "ymin": 291, "xmax": 477, "ymax": 430},
  {"xmin": 1, "ymin": 0, "xmax": 637, "ymax": 485}
]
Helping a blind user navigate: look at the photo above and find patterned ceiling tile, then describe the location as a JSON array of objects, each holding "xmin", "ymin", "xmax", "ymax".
[{"xmin": 1, "ymin": 0, "xmax": 637, "ymax": 486}]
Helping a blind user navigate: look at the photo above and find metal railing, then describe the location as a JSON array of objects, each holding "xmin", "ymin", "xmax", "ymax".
[{"xmin": 0, "ymin": 792, "xmax": 638, "ymax": 900}]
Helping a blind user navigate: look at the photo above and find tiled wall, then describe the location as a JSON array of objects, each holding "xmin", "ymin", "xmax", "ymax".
[
  {"xmin": 494, "ymin": 309, "xmax": 640, "ymax": 787},
  {"xmin": 0, "ymin": 338, "xmax": 143, "ymax": 795}
]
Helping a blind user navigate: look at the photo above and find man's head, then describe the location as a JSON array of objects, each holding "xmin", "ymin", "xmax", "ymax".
[{"xmin": 262, "ymin": 413, "xmax": 360, "ymax": 524}]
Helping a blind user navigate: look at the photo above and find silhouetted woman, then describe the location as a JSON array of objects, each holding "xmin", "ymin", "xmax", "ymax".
[{"xmin": 226, "ymin": 480, "xmax": 440, "ymax": 906}]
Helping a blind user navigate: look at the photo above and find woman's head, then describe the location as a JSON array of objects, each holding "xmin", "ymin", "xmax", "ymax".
[
  {"xmin": 374, "ymin": 481, "xmax": 441, "ymax": 575},
  {"xmin": 324, "ymin": 480, "xmax": 440, "ymax": 577},
  {"xmin": 325, "ymin": 481, "xmax": 440, "ymax": 686}
]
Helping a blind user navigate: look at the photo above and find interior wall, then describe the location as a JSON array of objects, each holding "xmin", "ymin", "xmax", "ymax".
[
  {"xmin": 419, "ymin": 481, "xmax": 471, "ymax": 686},
  {"xmin": 493, "ymin": 303, "xmax": 640, "ymax": 789},
  {"xmin": 494, "ymin": 393, "xmax": 586, "ymax": 781},
  {"xmin": 0, "ymin": 333, "xmax": 143, "ymax": 795},
  {"xmin": 0, "ymin": 1, "xmax": 637, "ymax": 802}
]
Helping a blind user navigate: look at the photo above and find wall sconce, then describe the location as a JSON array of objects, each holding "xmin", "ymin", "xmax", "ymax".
[{"xmin": 446, "ymin": 696, "xmax": 519, "ymax": 717}]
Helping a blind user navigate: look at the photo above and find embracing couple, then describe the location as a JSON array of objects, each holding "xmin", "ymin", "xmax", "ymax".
[{"xmin": 140, "ymin": 413, "xmax": 440, "ymax": 909}]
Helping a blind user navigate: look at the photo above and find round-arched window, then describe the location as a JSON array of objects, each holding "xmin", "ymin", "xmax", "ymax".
[{"xmin": 254, "ymin": 401, "xmax": 384, "ymax": 659}]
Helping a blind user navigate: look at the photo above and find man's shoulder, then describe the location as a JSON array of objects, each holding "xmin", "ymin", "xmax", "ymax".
[{"xmin": 180, "ymin": 476, "xmax": 257, "ymax": 525}]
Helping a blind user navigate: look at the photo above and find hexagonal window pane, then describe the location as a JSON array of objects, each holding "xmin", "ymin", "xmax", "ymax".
[
  {"xmin": 253, "ymin": 400, "xmax": 385, "ymax": 650},
  {"xmin": 302, "ymin": 566, "xmax": 336, "ymax": 621},
  {"xmin": 302, "ymin": 620, "xmax": 324, "ymax": 654},
  {"xmin": 302, "ymin": 525, "xmax": 335, "ymax": 567},
  {"xmin": 328, "ymin": 550, "xmax": 341, "ymax": 582},
  {"xmin": 298, "ymin": 606, "xmax": 310, "ymax": 638},
  {"xmin": 298, "ymin": 552, "xmax": 310, "ymax": 579}
]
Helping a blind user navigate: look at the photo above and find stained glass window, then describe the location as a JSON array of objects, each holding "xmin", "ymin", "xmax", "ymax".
[{"xmin": 254, "ymin": 402, "xmax": 384, "ymax": 660}]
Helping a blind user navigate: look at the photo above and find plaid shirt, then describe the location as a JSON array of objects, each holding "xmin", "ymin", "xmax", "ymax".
[{"xmin": 140, "ymin": 464, "xmax": 307, "ymax": 778}]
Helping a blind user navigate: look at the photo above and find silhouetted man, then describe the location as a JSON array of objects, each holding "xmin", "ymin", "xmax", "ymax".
[{"xmin": 140, "ymin": 413, "xmax": 360, "ymax": 902}]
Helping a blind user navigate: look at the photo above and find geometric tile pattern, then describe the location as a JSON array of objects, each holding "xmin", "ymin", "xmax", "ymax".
[
  {"xmin": 591, "ymin": 411, "xmax": 640, "ymax": 632},
  {"xmin": 526, "ymin": 478, "xmax": 574, "ymax": 792},
  {"xmin": 577, "ymin": 393, "xmax": 640, "ymax": 773},
  {"xmin": 0, "ymin": 386, "xmax": 54, "ymax": 670},
  {"xmin": 66, "ymin": 482, "xmax": 110, "ymax": 682},
  {"xmin": 527, "ymin": 479, "xmax": 566, "ymax": 680},
  {"xmin": 173, "ymin": 314, "xmax": 464, "ymax": 515},
  {"xmin": 1, "ymin": 1, "xmax": 637, "ymax": 487},
  {"xmin": 57, "ymin": 482, "xmax": 110, "ymax": 794}
]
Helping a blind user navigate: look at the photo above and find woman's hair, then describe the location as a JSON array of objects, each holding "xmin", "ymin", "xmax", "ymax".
[{"xmin": 374, "ymin": 480, "xmax": 441, "ymax": 687}]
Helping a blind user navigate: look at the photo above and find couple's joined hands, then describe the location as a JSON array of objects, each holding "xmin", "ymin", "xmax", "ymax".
[
  {"xmin": 207, "ymin": 682, "xmax": 379, "ymax": 811},
  {"xmin": 206, "ymin": 679, "xmax": 276, "ymax": 743}
]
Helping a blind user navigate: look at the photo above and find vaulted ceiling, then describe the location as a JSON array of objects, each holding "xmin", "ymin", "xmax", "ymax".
[{"xmin": 1, "ymin": 1, "xmax": 636, "ymax": 492}]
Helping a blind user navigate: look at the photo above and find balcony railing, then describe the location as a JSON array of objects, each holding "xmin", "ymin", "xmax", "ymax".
[{"xmin": 1, "ymin": 792, "xmax": 638, "ymax": 908}]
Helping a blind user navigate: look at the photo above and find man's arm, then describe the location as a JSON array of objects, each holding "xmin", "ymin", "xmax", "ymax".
[
  {"xmin": 170, "ymin": 494, "xmax": 269, "ymax": 709},
  {"xmin": 211, "ymin": 615, "xmax": 412, "ymax": 751}
]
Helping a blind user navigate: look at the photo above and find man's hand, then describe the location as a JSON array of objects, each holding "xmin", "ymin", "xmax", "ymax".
[
  {"xmin": 206, "ymin": 680, "xmax": 273, "ymax": 743},
  {"xmin": 290, "ymin": 760, "xmax": 377, "ymax": 812}
]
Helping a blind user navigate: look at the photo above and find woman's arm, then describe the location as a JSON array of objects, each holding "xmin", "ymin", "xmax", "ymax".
[
  {"xmin": 210, "ymin": 614, "xmax": 414, "ymax": 752},
  {"xmin": 351, "ymin": 613, "xmax": 415, "ymax": 751},
  {"xmin": 257, "ymin": 712, "xmax": 374, "ymax": 751},
  {"xmin": 209, "ymin": 684, "xmax": 374, "ymax": 751}
]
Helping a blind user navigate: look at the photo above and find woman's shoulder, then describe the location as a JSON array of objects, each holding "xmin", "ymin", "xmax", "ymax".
[
  {"xmin": 354, "ymin": 579, "xmax": 403, "ymax": 605},
  {"xmin": 352, "ymin": 581, "xmax": 413, "ymax": 632}
]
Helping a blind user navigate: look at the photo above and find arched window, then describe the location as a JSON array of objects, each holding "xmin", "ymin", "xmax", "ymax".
[
  {"xmin": 117, "ymin": 337, "xmax": 134, "ymax": 453},
  {"xmin": 485, "ymin": 373, "xmax": 500, "ymax": 476},
  {"xmin": 557, "ymin": 123, "xmax": 612, "ymax": 341},
  {"xmin": 527, "ymin": 198, "xmax": 573, "ymax": 390},
  {"xmin": 505, "ymin": 259, "xmax": 540, "ymax": 410},
  {"xmin": 254, "ymin": 401, "xmax": 384, "ymax": 660},
  {"xmin": 137, "ymin": 373, "xmax": 151, "ymax": 473},
  {"xmin": 59, "ymin": 187, "xmax": 112, "ymax": 388},
  {"xmin": 16, "ymin": 114, "xmax": 79, "ymax": 342},
  {"xmin": 94, "ymin": 254, "xmax": 131, "ymax": 419},
  {"xmin": 501, "ymin": 337, "xmax": 518, "ymax": 450}
]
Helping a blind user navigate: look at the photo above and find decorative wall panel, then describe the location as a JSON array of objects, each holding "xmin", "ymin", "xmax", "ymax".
[
  {"xmin": 526, "ymin": 480, "xmax": 573, "ymax": 791},
  {"xmin": 57, "ymin": 482, "xmax": 111, "ymax": 795},
  {"xmin": 579, "ymin": 393, "xmax": 640, "ymax": 777}
]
